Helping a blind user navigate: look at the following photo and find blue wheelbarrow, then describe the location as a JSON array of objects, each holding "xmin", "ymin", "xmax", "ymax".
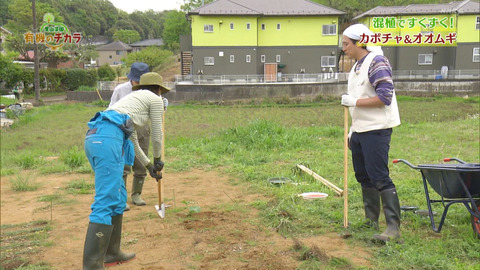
[{"xmin": 393, "ymin": 158, "xmax": 480, "ymax": 239}]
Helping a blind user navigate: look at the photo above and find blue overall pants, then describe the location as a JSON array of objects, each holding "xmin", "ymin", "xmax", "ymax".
[{"xmin": 84, "ymin": 111, "xmax": 134, "ymax": 225}]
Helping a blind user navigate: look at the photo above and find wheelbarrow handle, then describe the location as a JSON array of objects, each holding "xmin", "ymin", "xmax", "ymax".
[
  {"xmin": 392, "ymin": 159, "xmax": 419, "ymax": 169},
  {"xmin": 443, "ymin": 157, "xmax": 467, "ymax": 164}
]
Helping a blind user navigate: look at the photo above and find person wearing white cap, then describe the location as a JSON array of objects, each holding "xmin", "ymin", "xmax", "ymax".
[{"xmin": 341, "ymin": 24, "xmax": 401, "ymax": 242}]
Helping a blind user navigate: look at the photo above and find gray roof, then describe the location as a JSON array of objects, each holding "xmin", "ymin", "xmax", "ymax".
[
  {"xmin": 189, "ymin": 0, "xmax": 345, "ymax": 16},
  {"xmin": 353, "ymin": 0, "xmax": 479, "ymax": 20},
  {"xmin": 130, "ymin": 39, "xmax": 164, "ymax": 47},
  {"xmin": 96, "ymin": 41, "xmax": 132, "ymax": 51}
]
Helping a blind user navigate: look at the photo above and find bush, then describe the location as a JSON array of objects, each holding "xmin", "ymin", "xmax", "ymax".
[
  {"xmin": 0, "ymin": 54, "xmax": 23, "ymax": 88},
  {"xmin": 85, "ymin": 69, "xmax": 98, "ymax": 87},
  {"xmin": 63, "ymin": 69, "xmax": 96, "ymax": 91},
  {"xmin": 40, "ymin": 69, "xmax": 66, "ymax": 91},
  {"xmin": 97, "ymin": 64, "xmax": 116, "ymax": 81}
]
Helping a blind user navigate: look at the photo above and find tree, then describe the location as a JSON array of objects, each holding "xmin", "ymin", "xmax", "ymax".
[
  {"xmin": 122, "ymin": 46, "xmax": 173, "ymax": 70},
  {"xmin": 180, "ymin": 0, "xmax": 215, "ymax": 13},
  {"xmin": 113, "ymin": 29, "xmax": 141, "ymax": 44},
  {"xmin": 63, "ymin": 42, "xmax": 99, "ymax": 67},
  {"xmin": 162, "ymin": 11, "xmax": 190, "ymax": 52},
  {"xmin": 5, "ymin": 0, "xmax": 63, "ymax": 33}
]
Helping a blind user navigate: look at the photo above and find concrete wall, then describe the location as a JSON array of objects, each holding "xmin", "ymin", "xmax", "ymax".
[
  {"xmin": 67, "ymin": 90, "xmax": 113, "ymax": 103},
  {"xmin": 67, "ymin": 80, "xmax": 479, "ymax": 103}
]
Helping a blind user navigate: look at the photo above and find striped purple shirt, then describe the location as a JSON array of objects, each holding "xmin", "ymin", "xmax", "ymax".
[{"xmin": 355, "ymin": 54, "xmax": 394, "ymax": 105}]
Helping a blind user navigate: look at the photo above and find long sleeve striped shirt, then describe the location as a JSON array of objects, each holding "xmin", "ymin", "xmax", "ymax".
[
  {"xmin": 107, "ymin": 89, "xmax": 164, "ymax": 167},
  {"xmin": 355, "ymin": 54, "xmax": 394, "ymax": 105}
]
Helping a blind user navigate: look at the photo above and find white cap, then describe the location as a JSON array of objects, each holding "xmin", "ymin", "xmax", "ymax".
[{"xmin": 343, "ymin": 24, "xmax": 383, "ymax": 56}]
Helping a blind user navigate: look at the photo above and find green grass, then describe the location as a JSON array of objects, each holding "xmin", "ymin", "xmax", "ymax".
[
  {"xmin": 0, "ymin": 96, "xmax": 479, "ymax": 269},
  {"xmin": 0, "ymin": 220, "xmax": 52, "ymax": 269},
  {"xmin": 65, "ymin": 178, "xmax": 94, "ymax": 194},
  {"xmin": 9, "ymin": 174, "xmax": 39, "ymax": 192}
]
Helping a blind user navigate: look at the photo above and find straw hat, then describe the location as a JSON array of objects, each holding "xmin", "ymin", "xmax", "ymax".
[{"xmin": 132, "ymin": 72, "xmax": 170, "ymax": 94}]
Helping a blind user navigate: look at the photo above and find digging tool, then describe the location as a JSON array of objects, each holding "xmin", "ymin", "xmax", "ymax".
[
  {"xmin": 343, "ymin": 106, "xmax": 349, "ymax": 228},
  {"xmin": 155, "ymin": 111, "xmax": 166, "ymax": 218}
]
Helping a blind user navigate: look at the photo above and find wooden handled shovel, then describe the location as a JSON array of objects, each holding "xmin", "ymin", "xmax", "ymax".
[
  {"xmin": 343, "ymin": 106, "xmax": 349, "ymax": 228},
  {"xmin": 155, "ymin": 112, "xmax": 166, "ymax": 218}
]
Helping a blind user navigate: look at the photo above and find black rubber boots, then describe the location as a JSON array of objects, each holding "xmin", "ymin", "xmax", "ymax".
[{"xmin": 374, "ymin": 188, "xmax": 401, "ymax": 242}]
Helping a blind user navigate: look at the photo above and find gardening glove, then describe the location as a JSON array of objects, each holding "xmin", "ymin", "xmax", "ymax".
[
  {"xmin": 146, "ymin": 163, "xmax": 162, "ymax": 181},
  {"xmin": 341, "ymin": 94, "xmax": 357, "ymax": 107},
  {"xmin": 348, "ymin": 129, "xmax": 353, "ymax": 150},
  {"xmin": 162, "ymin": 97, "xmax": 169, "ymax": 111},
  {"xmin": 154, "ymin": 157, "xmax": 164, "ymax": 172}
]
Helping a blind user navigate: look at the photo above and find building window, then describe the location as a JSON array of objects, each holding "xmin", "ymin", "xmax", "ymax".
[
  {"xmin": 321, "ymin": 56, "xmax": 336, "ymax": 67},
  {"xmin": 204, "ymin": 24, "xmax": 213, "ymax": 32},
  {"xmin": 246, "ymin": 55, "xmax": 251, "ymax": 63},
  {"xmin": 322, "ymin": 24, "xmax": 336, "ymax": 35},
  {"xmin": 276, "ymin": 55, "xmax": 281, "ymax": 63},
  {"xmin": 219, "ymin": 51, "xmax": 224, "ymax": 57},
  {"xmin": 109, "ymin": 55, "xmax": 112, "ymax": 59},
  {"xmin": 116, "ymin": 50, "xmax": 122, "ymax": 55},
  {"xmin": 477, "ymin": 16, "xmax": 480, "ymax": 30},
  {"xmin": 261, "ymin": 55, "xmax": 266, "ymax": 63},
  {"xmin": 277, "ymin": 23, "xmax": 281, "ymax": 30},
  {"xmin": 230, "ymin": 23, "xmax": 234, "ymax": 30},
  {"xmin": 230, "ymin": 55, "xmax": 234, "ymax": 63},
  {"xmin": 204, "ymin": 57, "xmax": 214, "ymax": 66},
  {"xmin": 473, "ymin": 47, "xmax": 480, "ymax": 62},
  {"xmin": 247, "ymin": 23, "xmax": 251, "ymax": 30},
  {"xmin": 261, "ymin": 24, "xmax": 266, "ymax": 30},
  {"xmin": 418, "ymin": 54, "xmax": 433, "ymax": 65}
]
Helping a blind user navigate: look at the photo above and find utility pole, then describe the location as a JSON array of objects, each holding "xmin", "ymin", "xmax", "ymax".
[{"xmin": 32, "ymin": 0, "xmax": 41, "ymax": 104}]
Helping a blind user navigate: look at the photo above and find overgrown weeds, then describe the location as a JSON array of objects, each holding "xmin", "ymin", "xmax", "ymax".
[{"xmin": 9, "ymin": 174, "xmax": 39, "ymax": 192}]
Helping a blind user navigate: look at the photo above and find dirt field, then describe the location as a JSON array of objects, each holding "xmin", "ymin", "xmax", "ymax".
[{"xmin": 1, "ymin": 168, "xmax": 372, "ymax": 269}]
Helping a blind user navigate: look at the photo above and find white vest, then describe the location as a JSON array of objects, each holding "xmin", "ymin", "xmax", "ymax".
[{"xmin": 348, "ymin": 53, "xmax": 401, "ymax": 133}]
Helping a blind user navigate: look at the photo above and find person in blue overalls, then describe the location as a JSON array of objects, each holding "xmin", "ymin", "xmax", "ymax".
[{"xmin": 83, "ymin": 72, "xmax": 169, "ymax": 269}]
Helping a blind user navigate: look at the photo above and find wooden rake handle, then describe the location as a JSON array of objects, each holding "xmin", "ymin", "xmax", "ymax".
[
  {"xmin": 158, "ymin": 112, "xmax": 166, "ymax": 206},
  {"xmin": 343, "ymin": 106, "xmax": 349, "ymax": 228}
]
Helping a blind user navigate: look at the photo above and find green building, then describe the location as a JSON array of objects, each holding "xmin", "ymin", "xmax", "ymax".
[{"xmin": 183, "ymin": 0, "xmax": 344, "ymax": 79}]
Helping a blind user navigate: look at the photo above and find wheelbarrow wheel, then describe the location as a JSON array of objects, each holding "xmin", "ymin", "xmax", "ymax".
[{"xmin": 472, "ymin": 200, "xmax": 480, "ymax": 239}]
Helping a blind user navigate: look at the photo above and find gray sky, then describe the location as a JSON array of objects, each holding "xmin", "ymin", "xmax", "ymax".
[{"xmin": 109, "ymin": 0, "xmax": 183, "ymax": 13}]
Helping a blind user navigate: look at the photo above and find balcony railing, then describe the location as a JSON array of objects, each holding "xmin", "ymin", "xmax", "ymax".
[{"xmin": 174, "ymin": 70, "xmax": 479, "ymax": 86}]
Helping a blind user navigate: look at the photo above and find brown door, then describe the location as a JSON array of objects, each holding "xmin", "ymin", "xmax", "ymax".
[{"xmin": 264, "ymin": 63, "xmax": 277, "ymax": 82}]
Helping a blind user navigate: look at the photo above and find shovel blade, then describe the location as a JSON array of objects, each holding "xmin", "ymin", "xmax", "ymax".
[{"xmin": 155, "ymin": 204, "xmax": 165, "ymax": 218}]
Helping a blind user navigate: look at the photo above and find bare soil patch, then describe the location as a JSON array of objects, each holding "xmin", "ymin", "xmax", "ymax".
[{"xmin": 1, "ymin": 169, "xmax": 372, "ymax": 269}]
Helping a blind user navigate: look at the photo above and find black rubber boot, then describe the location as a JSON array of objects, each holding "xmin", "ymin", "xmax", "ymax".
[
  {"xmin": 104, "ymin": 215, "xmax": 136, "ymax": 267},
  {"xmin": 83, "ymin": 222, "xmax": 113, "ymax": 270},
  {"xmin": 374, "ymin": 188, "xmax": 401, "ymax": 242},
  {"xmin": 362, "ymin": 187, "xmax": 380, "ymax": 230},
  {"xmin": 131, "ymin": 177, "xmax": 146, "ymax": 206},
  {"xmin": 123, "ymin": 174, "xmax": 130, "ymax": 211}
]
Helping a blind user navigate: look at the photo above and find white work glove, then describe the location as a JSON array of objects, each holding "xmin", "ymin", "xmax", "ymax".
[
  {"xmin": 348, "ymin": 129, "xmax": 353, "ymax": 149},
  {"xmin": 162, "ymin": 97, "xmax": 169, "ymax": 111},
  {"xmin": 341, "ymin": 94, "xmax": 357, "ymax": 107}
]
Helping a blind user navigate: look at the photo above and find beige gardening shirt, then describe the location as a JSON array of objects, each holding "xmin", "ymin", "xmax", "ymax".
[{"xmin": 107, "ymin": 89, "xmax": 164, "ymax": 166}]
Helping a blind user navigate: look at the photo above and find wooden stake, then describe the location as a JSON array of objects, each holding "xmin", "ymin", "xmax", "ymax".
[
  {"xmin": 296, "ymin": 164, "xmax": 343, "ymax": 196},
  {"xmin": 343, "ymin": 106, "xmax": 349, "ymax": 228}
]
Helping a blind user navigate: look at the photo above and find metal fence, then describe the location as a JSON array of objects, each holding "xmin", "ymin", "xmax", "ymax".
[
  {"xmin": 175, "ymin": 73, "xmax": 348, "ymax": 85},
  {"xmin": 175, "ymin": 69, "xmax": 479, "ymax": 86}
]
